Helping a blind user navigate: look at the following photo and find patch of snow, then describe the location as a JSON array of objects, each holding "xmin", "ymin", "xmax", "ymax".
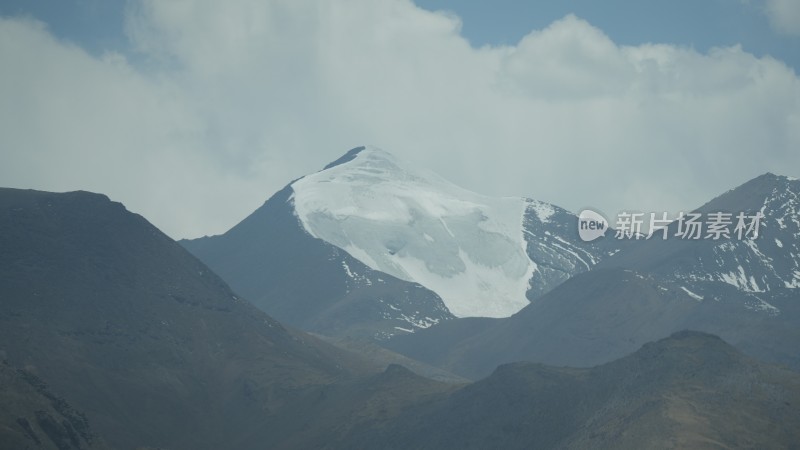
[
  {"xmin": 551, "ymin": 233, "xmax": 596, "ymax": 266},
  {"xmin": 743, "ymin": 295, "xmax": 780, "ymax": 315},
  {"xmin": 523, "ymin": 228, "xmax": 588, "ymax": 271},
  {"xmin": 719, "ymin": 265, "xmax": 764, "ymax": 292},
  {"xmin": 528, "ymin": 199, "xmax": 556, "ymax": 223},
  {"xmin": 398, "ymin": 313, "xmax": 440, "ymax": 329},
  {"xmin": 715, "ymin": 241, "xmax": 735, "ymax": 253},
  {"xmin": 680, "ymin": 286, "xmax": 704, "ymax": 301},
  {"xmin": 341, "ymin": 244, "xmax": 381, "ymax": 271},
  {"xmin": 292, "ymin": 147, "xmax": 534, "ymax": 318},
  {"xmin": 676, "ymin": 271, "xmax": 713, "ymax": 283},
  {"xmin": 341, "ymin": 260, "xmax": 355, "ymax": 278},
  {"xmin": 743, "ymin": 238, "xmax": 771, "ymax": 263},
  {"xmin": 785, "ymin": 271, "xmax": 800, "ymax": 288}
]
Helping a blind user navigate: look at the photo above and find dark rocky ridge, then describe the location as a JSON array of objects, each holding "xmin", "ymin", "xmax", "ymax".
[
  {"xmin": 0, "ymin": 188, "xmax": 370, "ymax": 449},
  {"xmin": 343, "ymin": 331, "xmax": 800, "ymax": 449},
  {"xmin": 386, "ymin": 267, "xmax": 800, "ymax": 379}
]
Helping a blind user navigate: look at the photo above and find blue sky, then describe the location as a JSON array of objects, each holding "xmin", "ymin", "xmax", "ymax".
[
  {"xmin": 420, "ymin": 1, "xmax": 798, "ymax": 69},
  {"xmin": 1, "ymin": 1, "xmax": 798, "ymax": 238},
  {"xmin": 0, "ymin": 0, "xmax": 128, "ymax": 52},
  {"xmin": 3, "ymin": 0, "xmax": 798, "ymax": 70}
]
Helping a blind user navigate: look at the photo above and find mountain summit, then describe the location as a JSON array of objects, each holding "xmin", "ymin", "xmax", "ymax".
[
  {"xmin": 183, "ymin": 146, "xmax": 608, "ymax": 338},
  {"xmin": 291, "ymin": 146, "xmax": 535, "ymax": 317}
]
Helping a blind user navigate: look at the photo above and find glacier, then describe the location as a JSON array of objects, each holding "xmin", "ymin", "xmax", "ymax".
[{"xmin": 290, "ymin": 146, "xmax": 536, "ymax": 318}]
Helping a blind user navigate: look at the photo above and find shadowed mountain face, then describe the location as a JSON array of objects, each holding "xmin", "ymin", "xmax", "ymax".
[
  {"xmin": 345, "ymin": 331, "xmax": 800, "ymax": 450},
  {"xmin": 0, "ymin": 360, "xmax": 109, "ymax": 450},
  {"xmin": 182, "ymin": 184, "xmax": 454, "ymax": 340},
  {"xmin": 0, "ymin": 188, "xmax": 372, "ymax": 449},
  {"xmin": 386, "ymin": 267, "xmax": 800, "ymax": 380}
]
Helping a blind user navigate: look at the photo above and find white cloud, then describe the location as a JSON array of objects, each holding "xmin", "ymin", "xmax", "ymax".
[
  {"xmin": 1, "ymin": 0, "xmax": 799, "ymax": 239},
  {"xmin": 0, "ymin": 15, "xmax": 301, "ymax": 238},
  {"xmin": 763, "ymin": 0, "xmax": 800, "ymax": 36}
]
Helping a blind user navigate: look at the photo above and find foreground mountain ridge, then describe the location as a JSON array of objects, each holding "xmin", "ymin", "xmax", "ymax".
[
  {"xmin": 0, "ymin": 188, "xmax": 371, "ymax": 449},
  {"xmin": 333, "ymin": 331, "xmax": 800, "ymax": 449}
]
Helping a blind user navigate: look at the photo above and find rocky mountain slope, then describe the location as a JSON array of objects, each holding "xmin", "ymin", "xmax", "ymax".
[
  {"xmin": 600, "ymin": 173, "xmax": 800, "ymax": 313},
  {"xmin": 0, "ymin": 188, "xmax": 371, "ymax": 449},
  {"xmin": 386, "ymin": 268, "xmax": 800, "ymax": 379},
  {"xmin": 341, "ymin": 331, "xmax": 800, "ymax": 449},
  {"xmin": 385, "ymin": 172, "xmax": 800, "ymax": 378}
]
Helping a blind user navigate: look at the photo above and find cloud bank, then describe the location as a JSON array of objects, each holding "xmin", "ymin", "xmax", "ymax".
[
  {"xmin": 764, "ymin": 0, "xmax": 800, "ymax": 36},
  {"xmin": 1, "ymin": 0, "xmax": 798, "ymax": 238}
]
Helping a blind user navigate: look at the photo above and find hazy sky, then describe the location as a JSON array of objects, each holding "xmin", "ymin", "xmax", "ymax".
[{"xmin": 1, "ymin": 0, "xmax": 798, "ymax": 239}]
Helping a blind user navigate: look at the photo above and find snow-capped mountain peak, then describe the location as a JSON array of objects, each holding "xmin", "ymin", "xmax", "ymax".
[
  {"xmin": 290, "ymin": 146, "xmax": 535, "ymax": 318},
  {"xmin": 183, "ymin": 145, "xmax": 606, "ymax": 338}
]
